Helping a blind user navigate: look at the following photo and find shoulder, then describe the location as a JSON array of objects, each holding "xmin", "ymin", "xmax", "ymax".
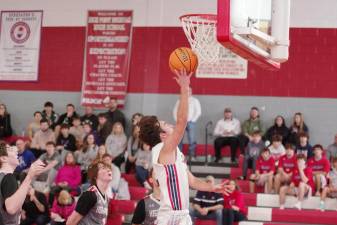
[{"xmin": 79, "ymin": 190, "xmax": 98, "ymax": 203}]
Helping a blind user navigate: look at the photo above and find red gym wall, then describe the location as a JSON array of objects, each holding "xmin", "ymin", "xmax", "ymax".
[{"xmin": 0, "ymin": 27, "xmax": 336, "ymax": 98}]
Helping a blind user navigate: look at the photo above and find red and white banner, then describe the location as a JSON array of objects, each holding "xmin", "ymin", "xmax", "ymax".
[
  {"xmin": 0, "ymin": 11, "xmax": 43, "ymax": 81},
  {"xmin": 81, "ymin": 10, "xmax": 133, "ymax": 108},
  {"xmin": 196, "ymin": 47, "xmax": 247, "ymax": 79}
]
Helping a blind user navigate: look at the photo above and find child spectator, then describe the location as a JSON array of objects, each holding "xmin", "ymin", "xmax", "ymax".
[
  {"xmin": 81, "ymin": 106, "xmax": 98, "ymax": 131},
  {"xmin": 30, "ymin": 119, "xmax": 55, "ymax": 158},
  {"xmin": 135, "ymin": 143, "xmax": 152, "ymax": 190},
  {"xmin": 15, "ymin": 139, "xmax": 36, "ymax": 180},
  {"xmin": 82, "ymin": 122, "xmax": 100, "ymax": 145},
  {"xmin": 288, "ymin": 112, "xmax": 309, "ymax": 145},
  {"xmin": 27, "ymin": 111, "xmax": 43, "ymax": 140},
  {"xmin": 296, "ymin": 132, "xmax": 313, "ymax": 159},
  {"xmin": 56, "ymin": 124, "xmax": 77, "ymax": 154},
  {"xmin": 50, "ymin": 190, "xmax": 76, "ymax": 225},
  {"xmin": 95, "ymin": 145, "xmax": 107, "ymax": 162},
  {"xmin": 125, "ymin": 124, "xmax": 142, "ymax": 173},
  {"xmin": 274, "ymin": 144, "xmax": 297, "ymax": 194},
  {"xmin": 97, "ymin": 113, "xmax": 112, "ymax": 143},
  {"xmin": 69, "ymin": 116, "xmax": 84, "ymax": 146},
  {"xmin": 105, "ymin": 122, "xmax": 127, "ymax": 168},
  {"xmin": 264, "ymin": 115, "xmax": 289, "ymax": 145},
  {"xmin": 0, "ymin": 103, "xmax": 13, "ymax": 139},
  {"xmin": 42, "ymin": 101, "xmax": 58, "ymax": 130},
  {"xmin": 279, "ymin": 154, "xmax": 315, "ymax": 210},
  {"xmin": 320, "ymin": 157, "xmax": 337, "ymax": 211},
  {"xmin": 249, "ymin": 148, "xmax": 275, "ymax": 194},
  {"xmin": 223, "ymin": 179, "xmax": 247, "ymax": 225},
  {"xmin": 307, "ymin": 144, "xmax": 330, "ymax": 196},
  {"xmin": 239, "ymin": 131, "xmax": 265, "ymax": 180},
  {"xmin": 268, "ymin": 134, "xmax": 285, "ymax": 163}
]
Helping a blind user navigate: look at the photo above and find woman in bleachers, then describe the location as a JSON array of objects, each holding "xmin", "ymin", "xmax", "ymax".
[
  {"xmin": 95, "ymin": 144, "xmax": 108, "ymax": 161},
  {"xmin": 26, "ymin": 111, "xmax": 43, "ymax": 140},
  {"xmin": 105, "ymin": 122, "xmax": 127, "ymax": 168},
  {"xmin": 0, "ymin": 103, "xmax": 12, "ymax": 140},
  {"xmin": 82, "ymin": 121, "xmax": 101, "ymax": 145},
  {"xmin": 50, "ymin": 190, "xmax": 75, "ymax": 225},
  {"xmin": 264, "ymin": 115, "xmax": 289, "ymax": 145},
  {"xmin": 222, "ymin": 179, "xmax": 247, "ymax": 225},
  {"xmin": 288, "ymin": 112, "xmax": 309, "ymax": 145},
  {"xmin": 125, "ymin": 124, "xmax": 142, "ymax": 173},
  {"xmin": 135, "ymin": 143, "xmax": 152, "ymax": 190}
]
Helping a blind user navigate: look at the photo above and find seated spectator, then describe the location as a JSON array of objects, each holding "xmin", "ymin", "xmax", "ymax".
[
  {"xmin": 239, "ymin": 131, "xmax": 265, "ymax": 180},
  {"xmin": 320, "ymin": 157, "xmax": 337, "ymax": 211},
  {"xmin": 15, "ymin": 139, "xmax": 36, "ymax": 180},
  {"xmin": 274, "ymin": 144, "xmax": 297, "ymax": 194},
  {"xmin": 69, "ymin": 116, "xmax": 84, "ymax": 146},
  {"xmin": 31, "ymin": 118, "xmax": 56, "ymax": 158},
  {"xmin": 307, "ymin": 144, "xmax": 330, "ymax": 196},
  {"xmin": 97, "ymin": 113, "xmax": 112, "ymax": 144},
  {"xmin": 288, "ymin": 112, "xmax": 309, "ymax": 145},
  {"xmin": 249, "ymin": 148, "xmax": 275, "ymax": 193},
  {"xmin": 223, "ymin": 179, "xmax": 247, "ymax": 225},
  {"xmin": 55, "ymin": 104, "xmax": 79, "ymax": 136},
  {"xmin": 264, "ymin": 115, "xmax": 289, "ymax": 145},
  {"xmin": 213, "ymin": 108, "xmax": 241, "ymax": 163},
  {"xmin": 268, "ymin": 134, "xmax": 285, "ymax": 163},
  {"xmin": 49, "ymin": 152, "xmax": 81, "ymax": 206},
  {"xmin": 20, "ymin": 184, "xmax": 50, "ymax": 225},
  {"xmin": 81, "ymin": 106, "xmax": 98, "ymax": 131},
  {"xmin": 105, "ymin": 122, "xmax": 127, "ymax": 168},
  {"xmin": 95, "ymin": 144, "xmax": 107, "ymax": 162},
  {"xmin": 104, "ymin": 96, "xmax": 126, "ymax": 129},
  {"xmin": 190, "ymin": 176, "xmax": 223, "ymax": 225},
  {"xmin": 82, "ymin": 121, "xmax": 100, "ymax": 145},
  {"xmin": 296, "ymin": 132, "xmax": 313, "ymax": 159},
  {"xmin": 56, "ymin": 124, "xmax": 77, "ymax": 155},
  {"xmin": 135, "ymin": 143, "xmax": 152, "ymax": 190},
  {"xmin": 42, "ymin": 101, "xmax": 58, "ymax": 130},
  {"xmin": 326, "ymin": 134, "xmax": 337, "ymax": 162},
  {"xmin": 279, "ymin": 154, "xmax": 315, "ymax": 210},
  {"xmin": 126, "ymin": 124, "xmax": 142, "ymax": 173},
  {"xmin": 50, "ymin": 190, "xmax": 76, "ymax": 225},
  {"xmin": 238, "ymin": 107, "xmax": 264, "ymax": 154},
  {"xmin": 131, "ymin": 112, "xmax": 143, "ymax": 128},
  {"xmin": 132, "ymin": 169, "xmax": 160, "ymax": 225},
  {"xmin": 0, "ymin": 103, "xmax": 13, "ymax": 139},
  {"xmin": 26, "ymin": 111, "xmax": 43, "ymax": 140}
]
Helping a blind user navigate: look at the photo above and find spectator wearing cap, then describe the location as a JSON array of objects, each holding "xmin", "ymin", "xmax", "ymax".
[
  {"xmin": 103, "ymin": 96, "xmax": 126, "ymax": 129},
  {"xmin": 295, "ymin": 132, "xmax": 313, "ymax": 159},
  {"xmin": 80, "ymin": 106, "xmax": 98, "ymax": 131},
  {"xmin": 42, "ymin": 101, "xmax": 58, "ymax": 130},
  {"xmin": 326, "ymin": 133, "xmax": 337, "ymax": 162},
  {"xmin": 238, "ymin": 107, "xmax": 264, "ymax": 155},
  {"xmin": 190, "ymin": 176, "xmax": 223, "ymax": 225},
  {"xmin": 31, "ymin": 119, "xmax": 56, "ymax": 158},
  {"xmin": 213, "ymin": 108, "xmax": 241, "ymax": 163},
  {"xmin": 97, "ymin": 113, "xmax": 112, "ymax": 144},
  {"xmin": 264, "ymin": 115, "xmax": 289, "ymax": 145}
]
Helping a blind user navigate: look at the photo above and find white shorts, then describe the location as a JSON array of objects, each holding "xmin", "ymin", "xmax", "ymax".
[{"xmin": 156, "ymin": 209, "xmax": 192, "ymax": 225}]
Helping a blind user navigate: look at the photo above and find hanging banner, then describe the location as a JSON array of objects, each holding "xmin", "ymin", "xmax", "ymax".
[
  {"xmin": 0, "ymin": 11, "xmax": 43, "ymax": 81},
  {"xmin": 196, "ymin": 47, "xmax": 247, "ymax": 79},
  {"xmin": 81, "ymin": 10, "xmax": 133, "ymax": 108}
]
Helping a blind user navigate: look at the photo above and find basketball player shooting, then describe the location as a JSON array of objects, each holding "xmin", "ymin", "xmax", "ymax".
[{"xmin": 139, "ymin": 69, "xmax": 230, "ymax": 225}]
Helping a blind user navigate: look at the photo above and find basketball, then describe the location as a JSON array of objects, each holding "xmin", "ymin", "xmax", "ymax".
[{"xmin": 169, "ymin": 47, "xmax": 198, "ymax": 74}]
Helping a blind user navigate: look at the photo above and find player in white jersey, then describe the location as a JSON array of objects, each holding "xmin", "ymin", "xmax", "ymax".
[{"xmin": 139, "ymin": 69, "xmax": 229, "ymax": 225}]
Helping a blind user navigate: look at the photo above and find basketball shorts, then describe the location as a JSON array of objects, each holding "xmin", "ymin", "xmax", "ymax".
[{"xmin": 156, "ymin": 209, "xmax": 192, "ymax": 225}]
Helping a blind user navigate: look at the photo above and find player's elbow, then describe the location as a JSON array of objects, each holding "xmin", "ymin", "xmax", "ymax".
[{"xmin": 5, "ymin": 202, "xmax": 19, "ymax": 215}]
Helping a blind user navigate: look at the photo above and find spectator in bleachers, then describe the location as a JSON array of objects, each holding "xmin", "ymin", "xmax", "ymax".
[
  {"xmin": 268, "ymin": 134, "xmax": 285, "ymax": 164},
  {"xmin": 279, "ymin": 154, "xmax": 315, "ymax": 210},
  {"xmin": 26, "ymin": 111, "xmax": 43, "ymax": 140},
  {"xmin": 103, "ymin": 96, "xmax": 126, "ymax": 129},
  {"xmin": 82, "ymin": 121, "xmax": 100, "ymax": 145},
  {"xmin": 213, "ymin": 107, "xmax": 241, "ymax": 163},
  {"xmin": 69, "ymin": 116, "xmax": 84, "ymax": 147},
  {"xmin": 76, "ymin": 134, "xmax": 98, "ymax": 183},
  {"xmin": 223, "ymin": 179, "xmax": 247, "ymax": 225},
  {"xmin": 105, "ymin": 122, "xmax": 127, "ymax": 168},
  {"xmin": 42, "ymin": 101, "xmax": 58, "ymax": 130},
  {"xmin": 264, "ymin": 115, "xmax": 289, "ymax": 145},
  {"xmin": 15, "ymin": 139, "xmax": 36, "ymax": 180},
  {"xmin": 56, "ymin": 124, "xmax": 77, "ymax": 154},
  {"xmin": 288, "ymin": 112, "xmax": 309, "ymax": 145},
  {"xmin": 0, "ymin": 103, "xmax": 13, "ymax": 140},
  {"xmin": 49, "ymin": 152, "xmax": 81, "ymax": 206},
  {"xmin": 249, "ymin": 148, "xmax": 275, "ymax": 194},
  {"xmin": 132, "ymin": 169, "xmax": 160, "ymax": 225},
  {"xmin": 239, "ymin": 131, "xmax": 265, "ymax": 180},
  {"xmin": 55, "ymin": 104, "xmax": 79, "ymax": 136},
  {"xmin": 135, "ymin": 143, "xmax": 152, "ymax": 190},
  {"xmin": 131, "ymin": 112, "xmax": 143, "ymax": 127},
  {"xmin": 307, "ymin": 144, "xmax": 330, "ymax": 196},
  {"xmin": 31, "ymin": 118, "xmax": 55, "ymax": 158},
  {"xmin": 95, "ymin": 144, "xmax": 107, "ymax": 162},
  {"xmin": 190, "ymin": 176, "xmax": 223, "ymax": 225},
  {"xmin": 80, "ymin": 106, "xmax": 98, "ymax": 131},
  {"xmin": 20, "ymin": 185, "xmax": 50, "ymax": 225},
  {"xmin": 126, "ymin": 124, "xmax": 142, "ymax": 173},
  {"xmin": 239, "ymin": 106, "xmax": 264, "ymax": 154},
  {"xmin": 274, "ymin": 144, "xmax": 297, "ymax": 194},
  {"xmin": 326, "ymin": 134, "xmax": 337, "ymax": 162},
  {"xmin": 97, "ymin": 113, "xmax": 112, "ymax": 144},
  {"xmin": 173, "ymin": 87, "xmax": 201, "ymax": 161},
  {"xmin": 320, "ymin": 157, "xmax": 337, "ymax": 211},
  {"xmin": 295, "ymin": 132, "xmax": 313, "ymax": 159},
  {"xmin": 50, "ymin": 190, "xmax": 76, "ymax": 225}
]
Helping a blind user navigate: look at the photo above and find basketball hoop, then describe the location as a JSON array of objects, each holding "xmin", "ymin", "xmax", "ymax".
[{"xmin": 180, "ymin": 14, "xmax": 223, "ymax": 63}]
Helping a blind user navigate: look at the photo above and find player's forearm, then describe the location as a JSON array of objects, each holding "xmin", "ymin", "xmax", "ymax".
[
  {"xmin": 189, "ymin": 176, "xmax": 213, "ymax": 192},
  {"xmin": 176, "ymin": 87, "xmax": 189, "ymax": 125}
]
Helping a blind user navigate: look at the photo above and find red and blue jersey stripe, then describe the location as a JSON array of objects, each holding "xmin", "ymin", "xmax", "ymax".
[{"xmin": 164, "ymin": 164, "xmax": 182, "ymax": 210}]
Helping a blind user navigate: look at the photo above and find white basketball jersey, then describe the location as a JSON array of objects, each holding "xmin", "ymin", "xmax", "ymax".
[{"xmin": 152, "ymin": 142, "xmax": 190, "ymax": 211}]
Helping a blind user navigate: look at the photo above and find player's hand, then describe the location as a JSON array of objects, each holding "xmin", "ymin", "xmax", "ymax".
[
  {"xmin": 27, "ymin": 159, "xmax": 46, "ymax": 179},
  {"xmin": 212, "ymin": 181, "xmax": 231, "ymax": 195},
  {"xmin": 173, "ymin": 69, "xmax": 192, "ymax": 89}
]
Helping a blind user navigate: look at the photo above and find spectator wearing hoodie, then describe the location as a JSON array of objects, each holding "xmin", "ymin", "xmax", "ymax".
[{"xmin": 264, "ymin": 115, "xmax": 289, "ymax": 145}]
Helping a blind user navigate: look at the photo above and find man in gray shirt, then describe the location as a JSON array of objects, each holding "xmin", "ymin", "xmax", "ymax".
[{"xmin": 326, "ymin": 134, "xmax": 337, "ymax": 162}]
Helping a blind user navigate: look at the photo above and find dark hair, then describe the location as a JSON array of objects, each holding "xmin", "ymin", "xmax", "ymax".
[
  {"xmin": 110, "ymin": 96, "xmax": 118, "ymax": 101},
  {"xmin": 102, "ymin": 153, "xmax": 112, "ymax": 159},
  {"xmin": 313, "ymin": 144, "xmax": 324, "ymax": 151},
  {"xmin": 98, "ymin": 113, "xmax": 107, "ymax": 119},
  {"xmin": 139, "ymin": 116, "xmax": 162, "ymax": 148},
  {"xmin": 46, "ymin": 141, "xmax": 56, "ymax": 147},
  {"xmin": 60, "ymin": 123, "xmax": 70, "ymax": 130},
  {"xmin": 274, "ymin": 115, "xmax": 286, "ymax": 127},
  {"xmin": 285, "ymin": 143, "xmax": 295, "ymax": 150},
  {"xmin": 251, "ymin": 106, "xmax": 259, "ymax": 111},
  {"xmin": 44, "ymin": 101, "xmax": 54, "ymax": 108},
  {"xmin": 297, "ymin": 153, "xmax": 307, "ymax": 161},
  {"xmin": 261, "ymin": 148, "xmax": 270, "ymax": 154},
  {"xmin": 82, "ymin": 134, "xmax": 96, "ymax": 153},
  {"xmin": 66, "ymin": 104, "xmax": 75, "ymax": 108},
  {"xmin": 252, "ymin": 130, "xmax": 261, "ymax": 136},
  {"xmin": 34, "ymin": 111, "xmax": 42, "ymax": 117},
  {"xmin": 64, "ymin": 152, "xmax": 76, "ymax": 166},
  {"xmin": 72, "ymin": 115, "xmax": 80, "ymax": 121},
  {"xmin": 298, "ymin": 132, "xmax": 309, "ymax": 139},
  {"xmin": 87, "ymin": 160, "xmax": 112, "ymax": 186},
  {"xmin": 272, "ymin": 134, "xmax": 282, "ymax": 142},
  {"xmin": 40, "ymin": 118, "xmax": 49, "ymax": 124}
]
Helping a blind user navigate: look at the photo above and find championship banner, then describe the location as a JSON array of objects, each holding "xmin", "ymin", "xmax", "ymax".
[
  {"xmin": 0, "ymin": 11, "xmax": 43, "ymax": 81},
  {"xmin": 196, "ymin": 47, "xmax": 247, "ymax": 79},
  {"xmin": 81, "ymin": 10, "xmax": 133, "ymax": 108}
]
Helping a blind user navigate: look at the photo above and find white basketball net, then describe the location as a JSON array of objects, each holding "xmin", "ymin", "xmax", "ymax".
[{"xmin": 180, "ymin": 14, "xmax": 224, "ymax": 63}]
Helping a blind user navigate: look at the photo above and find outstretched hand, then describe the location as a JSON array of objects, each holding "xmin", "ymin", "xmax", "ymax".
[{"xmin": 173, "ymin": 69, "xmax": 192, "ymax": 90}]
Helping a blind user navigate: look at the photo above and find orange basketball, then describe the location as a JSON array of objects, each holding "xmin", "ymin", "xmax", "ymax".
[{"xmin": 169, "ymin": 47, "xmax": 198, "ymax": 74}]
